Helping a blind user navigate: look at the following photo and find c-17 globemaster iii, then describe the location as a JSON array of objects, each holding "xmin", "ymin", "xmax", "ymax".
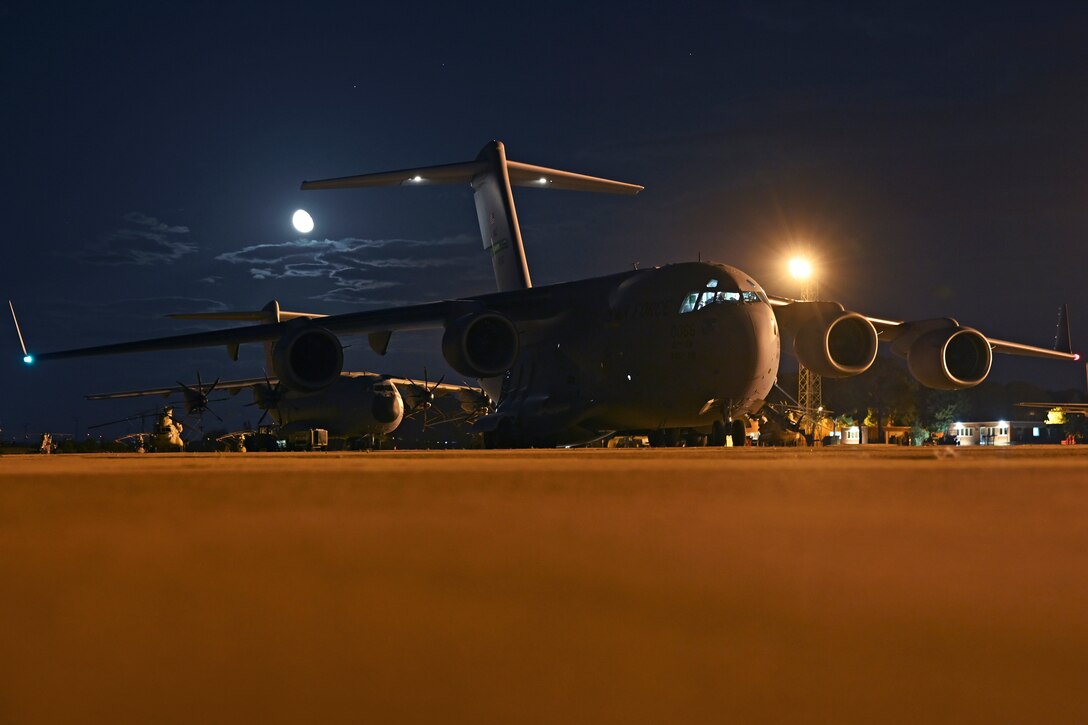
[{"xmin": 16, "ymin": 141, "xmax": 1080, "ymax": 447}]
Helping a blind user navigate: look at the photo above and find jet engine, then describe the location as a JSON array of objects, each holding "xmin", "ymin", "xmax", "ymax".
[
  {"xmin": 776, "ymin": 302, "xmax": 878, "ymax": 378},
  {"xmin": 906, "ymin": 326, "xmax": 992, "ymax": 390},
  {"xmin": 441, "ymin": 311, "xmax": 519, "ymax": 378},
  {"xmin": 271, "ymin": 325, "xmax": 344, "ymax": 391},
  {"xmin": 793, "ymin": 311, "xmax": 879, "ymax": 378}
]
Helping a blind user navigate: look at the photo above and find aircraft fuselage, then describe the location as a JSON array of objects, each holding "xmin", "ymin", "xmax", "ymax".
[
  {"xmin": 482, "ymin": 261, "xmax": 780, "ymax": 444},
  {"xmin": 267, "ymin": 374, "xmax": 404, "ymax": 437}
]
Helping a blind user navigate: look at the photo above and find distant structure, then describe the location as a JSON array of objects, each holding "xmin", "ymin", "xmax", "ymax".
[
  {"xmin": 947, "ymin": 420, "xmax": 1068, "ymax": 446},
  {"xmin": 796, "ymin": 275, "xmax": 823, "ymax": 438}
]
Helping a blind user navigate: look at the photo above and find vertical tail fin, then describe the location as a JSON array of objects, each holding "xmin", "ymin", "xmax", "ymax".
[
  {"xmin": 471, "ymin": 141, "xmax": 532, "ymax": 291},
  {"xmin": 301, "ymin": 141, "xmax": 643, "ymax": 294}
]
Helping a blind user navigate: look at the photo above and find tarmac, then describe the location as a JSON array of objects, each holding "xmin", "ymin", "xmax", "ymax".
[{"xmin": 2, "ymin": 446, "xmax": 1087, "ymax": 724}]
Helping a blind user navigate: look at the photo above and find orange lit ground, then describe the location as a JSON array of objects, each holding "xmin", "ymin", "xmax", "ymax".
[{"xmin": 2, "ymin": 447, "xmax": 1087, "ymax": 724}]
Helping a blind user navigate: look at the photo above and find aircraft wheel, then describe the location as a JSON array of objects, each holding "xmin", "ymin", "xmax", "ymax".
[
  {"xmin": 649, "ymin": 429, "xmax": 684, "ymax": 447},
  {"xmin": 709, "ymin": 420, "xmax": 727, "ymax": 447},
  {"xmin": 685, "ymin": 432, "xmax": 707, "ymax": 447},
  {"xmin": 730, "ymin": 419, "xmax": 747, "ymax": 447}
]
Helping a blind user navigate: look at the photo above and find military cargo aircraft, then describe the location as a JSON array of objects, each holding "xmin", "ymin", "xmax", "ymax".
[
  {"xmin": 17, "ymin": 141, "xmax": 1080, "ymax": 447},
  {"xmin": 88, "ymin": 369, "xmax": 487, "ymax": 439},
  {"xmin": 83, "ymin": 301, "xmax": 491, "ymax": 439}
]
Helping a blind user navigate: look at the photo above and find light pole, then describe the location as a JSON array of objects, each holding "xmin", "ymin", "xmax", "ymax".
[{"xmin": 789, "ymin": 256, "xmax": 822, "ymax": 442}]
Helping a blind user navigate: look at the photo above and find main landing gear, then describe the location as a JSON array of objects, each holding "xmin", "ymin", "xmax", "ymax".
[{"xmin": 650, "ymin": 418, "xmax": 747, "ymax": 447}]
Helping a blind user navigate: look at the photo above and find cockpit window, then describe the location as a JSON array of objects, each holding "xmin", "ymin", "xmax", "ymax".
[{"xmin": 679, "ymin": 282, "xmax": 761, "ymax": 313}]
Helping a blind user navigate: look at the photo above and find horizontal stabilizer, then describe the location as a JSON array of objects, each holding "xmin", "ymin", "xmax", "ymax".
[
  {"xmin": 302, "ymin": 141, "xmax": 643, "ymax": 294},
  {"xmin": 505, "ymin": 161, "xmax": 643, "ymax": 194},
  {"xmin": 301, "ymin": 161, "xmax": 487, "ymax": 190},
  {"xmin": 302, "ymin": 158, "xmax": 643, "ymax": 195}
]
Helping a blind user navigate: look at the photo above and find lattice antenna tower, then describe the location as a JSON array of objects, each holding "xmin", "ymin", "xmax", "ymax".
[{"xmin": 797, "ymin": 276, "xmax": 822, "ymax": 432}]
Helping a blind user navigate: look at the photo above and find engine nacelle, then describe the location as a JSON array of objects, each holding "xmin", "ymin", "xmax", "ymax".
[
  {"xmin": 442, "ymin": 311, "xmax": 519, "ymax": 378},
  {"xmin": 907, "ymin": 327, "xmax": 992, "ymax": 390},
  {"xmin": 793, "ymin": 312, "xmax": 879, "ymax": 378},
  {"xmin": 271, "ymin": 326, "xmax": 344, "ymax": 392}
]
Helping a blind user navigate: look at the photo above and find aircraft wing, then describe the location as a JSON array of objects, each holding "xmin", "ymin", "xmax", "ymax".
[
  {"xmin": 24, "ymin": 282, "xmax": 569, "ymax": 363},
  {"xmin": 1016, "ymin": 402, "xmax": 1088, "ymax": 414},
  {"xmin": 86, "ymin": 376, "xmax": 277, "ymax": 400},
  {"xmin": 767, "ymin": 296, "xmax": 1079, "ymax": 362},
  {"xmin": 29, "ymin": 300, "xmax": 456, "ymax": 362},
  {"xmin": 380, "ymin": 375, "xmax": 491, "ymax": 413},
  {"xmin": 89, "ymin": 372, "xmax": 491, "ymax": 414},
  {"xmin": 865, "ymin": 316, "xmax": 1077, "ymax": 361}
]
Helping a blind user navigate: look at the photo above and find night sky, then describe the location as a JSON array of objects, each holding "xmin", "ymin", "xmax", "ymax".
[{"xmin": 3, "ymin": 1, "xmax": 1087, "ymax": 437}]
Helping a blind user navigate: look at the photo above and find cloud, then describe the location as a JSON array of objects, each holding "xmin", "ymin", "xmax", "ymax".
[
  {"xmin": 122, "ymin": 212, "xmax": 190, "ymax": 234},
  {"xmin": 309, "ymin": 287, "xmax": 410, "ymax": 305},
  {"xmin": 70, "ymin": 212, "xmax": 197, "ymax": 266},
  {"xmin": 89, "ymin": 296, "xmax": 228, "ymax": 318},
  {"xmin": 215, "ymin": 234, "xmax": 482, "ymax": 305},
  {"xmin": 216, "ymin": 236, "xmax": 470, "ymax": 268}
]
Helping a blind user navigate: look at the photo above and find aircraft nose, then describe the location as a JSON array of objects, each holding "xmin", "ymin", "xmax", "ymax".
[
  {"xmin": 371, "ymin": 390, "xmax": 404, "ymax": 424},
  {"xmin": 742, "ymin": 301, "xmax": 781, "ymax": 403}
]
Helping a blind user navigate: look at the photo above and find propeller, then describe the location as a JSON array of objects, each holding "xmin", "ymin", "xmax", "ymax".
[
  {"xmin": 404, "ymin": 367, "xmax": 446, "ymax": 430},
  {"xmin": 247, "ymin": 372, "xmax": 286, "ymax": 428},
  {"xmin": 457, "ymin": 386, "xmax": 493, "ymax": 423},
  {"xmin": 178, "ymin": 371, "xmax": 223, "ymax": 421}
]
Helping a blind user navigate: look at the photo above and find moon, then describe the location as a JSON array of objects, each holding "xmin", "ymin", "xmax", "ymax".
[{"xmin": 292, "ymin": 209, "xmax": 314, "ymax": 234}]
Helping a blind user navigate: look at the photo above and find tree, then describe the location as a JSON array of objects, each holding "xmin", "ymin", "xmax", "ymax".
[
  {"xmin": 917, "ymin": 388, "xmax": 967, "ymax": 435},
  {"xmin": 823, "ymin": 355, "xmax": 918, "ymax": 441}
]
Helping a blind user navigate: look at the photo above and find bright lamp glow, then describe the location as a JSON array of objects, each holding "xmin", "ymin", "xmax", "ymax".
[
  {"xmin": 292, "ymin": 209, "xmax": 314, "ymax": 234},
  {"xmin": 788, "ymin": 256, "xmax": 813, "ymax": 280},
  {"xmin": 23, "ymin": 354, "xmax": 33, "ymax": 364}
]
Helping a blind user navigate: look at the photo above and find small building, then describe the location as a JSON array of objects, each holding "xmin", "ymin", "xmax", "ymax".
[
  {"xmin": 838, "ymin": 423, "xmax": 912, "ymax": 445},
  {"xmin": 841, "ymin": 425, "xmax": 867, "ymax": 445},
  {"xmin": 946, "ymin": 420, "xmax": 1060, "ymax": 446}
]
